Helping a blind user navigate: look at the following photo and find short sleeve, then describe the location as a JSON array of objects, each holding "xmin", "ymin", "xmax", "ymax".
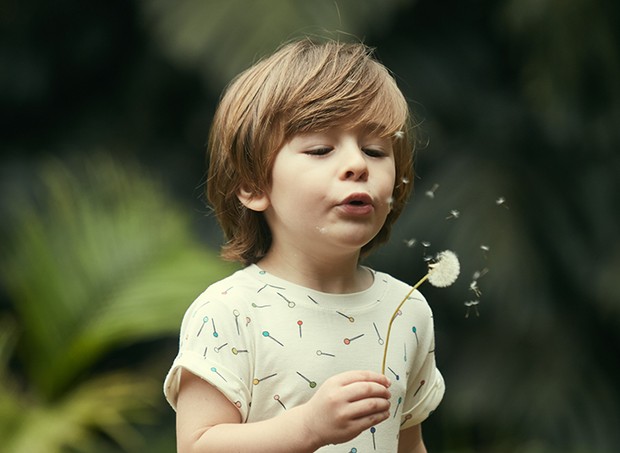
[
  {"xmin": 163, "ymin": 289, "xmax": 255, "ymax": 421},
  {"xmin": 400, "ymin": 299, "xmax": 445, "ymax": 429}
]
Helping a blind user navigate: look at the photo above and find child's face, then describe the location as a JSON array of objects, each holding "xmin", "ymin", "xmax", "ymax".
[{"xmin": 259, "ymin": 126, "xmax": 396, "ymax": 258}]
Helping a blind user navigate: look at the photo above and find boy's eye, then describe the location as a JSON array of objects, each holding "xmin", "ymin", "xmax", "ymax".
[
  {"xmin": 304, "ymin": 147, "xmax": 333, "ymax": 156},
  {"xmin": 363, "ymin": 148, "xmax": 387, "ymax": 158}
]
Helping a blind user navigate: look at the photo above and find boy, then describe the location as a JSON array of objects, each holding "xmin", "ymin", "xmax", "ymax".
[{"xmin": 164, "ymin": 39, "xmax": 444, "ymax": 452}]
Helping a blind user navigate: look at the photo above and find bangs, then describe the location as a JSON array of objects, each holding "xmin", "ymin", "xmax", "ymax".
[{"xmin": 260, "ymin": 40, "xmax": 409, "ymax": 141}]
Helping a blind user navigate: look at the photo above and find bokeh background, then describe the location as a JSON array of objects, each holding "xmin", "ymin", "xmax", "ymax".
[{"xmin": 1, "ymin": 0, "xmax": 619, "ymax": 452}]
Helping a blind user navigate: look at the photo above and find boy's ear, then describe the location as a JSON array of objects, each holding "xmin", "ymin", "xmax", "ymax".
[{"xmin": 237, "ymin": 186, "xmax": 270, "ymax": 212}]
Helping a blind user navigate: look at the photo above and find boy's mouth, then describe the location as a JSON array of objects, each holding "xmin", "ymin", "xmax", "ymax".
[{"xmin": 340, "ymin": 193, "xmax": 373, "ymax": 207}]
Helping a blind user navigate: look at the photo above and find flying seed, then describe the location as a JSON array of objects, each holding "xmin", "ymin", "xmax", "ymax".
[
  {"xmin": 446, "ymin": 209, "xmax": 460, "ymax": 220},
  {"xmin": 425, "ymin": 184, "xmax": 439, "ymax": 199}
]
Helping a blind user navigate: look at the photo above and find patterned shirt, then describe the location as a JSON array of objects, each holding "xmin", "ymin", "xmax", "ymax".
[{"xmin": 164, "ymin": 264, "xmax": 444, "ymax": 452}]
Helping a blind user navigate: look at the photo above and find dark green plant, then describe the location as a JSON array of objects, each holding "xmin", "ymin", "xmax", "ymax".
[{"xmin": 0, "ymin": 154, "xmax": 235, "ymax": 452}]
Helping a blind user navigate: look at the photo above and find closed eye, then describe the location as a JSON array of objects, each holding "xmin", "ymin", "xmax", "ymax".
[
  {"xmin": 363, "ymin": 148, "xmax": 388, "ymax": 158},
  {"xmin": 304, "ymin": 147, "xmax": 333, "ymax": 156}
]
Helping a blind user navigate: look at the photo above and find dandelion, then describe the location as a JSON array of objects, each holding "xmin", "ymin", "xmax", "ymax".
[
  {"xmin": 421, "ymin": 241, "xmax": 432, "ymax": 261},
  {"xmin": 464, "ymin": 300, "xmax": 480, "ymax": 318},
  {"xmin": 446, "ymin": 209, "xmax": 460, "ymax": 220},
  {"xmin": 469, "ymin": 268, "xmax": 488, "ymax": 297},
  {"xmin": 394, "ymin": 130, "xmax": 405, "ymax": 139},
  {"xmin": 381, "ymin": 250, "xmax": 460, "ymax": 373},
  {"xmin": 469, "ymin": 280, "xmax": 481, "ymax": 297},
  {"xmin": 425, "ymin": 183, "xmax": 439, "ymax": 199},
  {"xmin": 472, "ymin": 268, "xmax": 489, "ymax": 281},
  {"xmin": 428, "ymin": 251, "xmax": 461, "ymax": 288},
  {"xmin": 403, "ymin": 238, "xmax": 416, "ymax": 248},
  {"xmin": 496, "ymin": 196, "xmax": 509, "ymax": 209}
]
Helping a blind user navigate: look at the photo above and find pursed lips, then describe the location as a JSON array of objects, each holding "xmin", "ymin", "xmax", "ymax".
[
  {"xmin": 336, "ymin": 193, "xmax": 375, "ymax": 215},
  {"xmin": 340, "ymin": 193, "xmax": 373, "ymax": 206}
]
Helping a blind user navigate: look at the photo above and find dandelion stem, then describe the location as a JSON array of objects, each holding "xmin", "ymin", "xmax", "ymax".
[{"xmin": 381, "ymin": 271, "xmax": 431, "ymax": 375}]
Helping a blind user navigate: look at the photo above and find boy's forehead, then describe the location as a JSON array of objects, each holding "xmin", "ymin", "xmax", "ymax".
[{"xmin": 290, "ymin": 118, "xmax": 399, "ymax": 137}]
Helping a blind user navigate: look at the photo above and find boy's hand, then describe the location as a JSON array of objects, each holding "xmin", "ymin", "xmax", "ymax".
[{"xmin": 299, "ymin": 370, "xmax": 392, "ymax": 448}]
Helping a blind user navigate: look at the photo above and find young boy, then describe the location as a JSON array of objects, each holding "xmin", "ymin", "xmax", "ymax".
[{"xmin": 164, "ymin": 39, "xmax": 444, "ymax": 452}]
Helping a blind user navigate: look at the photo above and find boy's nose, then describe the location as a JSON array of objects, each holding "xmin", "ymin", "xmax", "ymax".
[{"xmin": 340, "ymin": 146, "xmax": 369, "ymax": 181}]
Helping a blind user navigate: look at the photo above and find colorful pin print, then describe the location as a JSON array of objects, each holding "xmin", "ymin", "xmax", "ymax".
[
  {"xmin": 387, "ymin": 367, "xmax": 400, "ymax": 381},
  {"xmin": 412, "ymin": 326, "xmax": 419, "ymax": 345},
  {"xmin": 316, "ymin": 350, "xmax": 335, "ymax": 357},
  {"xmin": 393, "ymin": 396, "xmax": 402, "ymax": 418},
  {"xmin": 262, "ymin": 330, "xmax": 284, "ymax": 346},
  {"xmin": 370, "ymin": 426, "xmax": 377, "ymax": 450},
  {"xmin": 234, "ymin": 401, "xmax": 242, "ymax": 408},
  {"xmin": 390, "ymin": 310, "xmax": 403, "ymax": 322},
  {"xmin": 221, "ymin": 286, "xmax": 233, "ymax": 295},
  {"xmin": 413, "ymin": 379, "xmax": 426, "ymax": 397},
  {"xmin": 404, "ymin": 343, "xmax": 407, "ymax": 362},
  {"xmin": 296, "ymin": 371, "xmax": 317, "ymax": 388},
  {"xmin": 257, "ymin": 282, "xmax": 285, "ymax": 293},
  {"xmin": 297, "ymin": 320, "xmax": 303, "ymax": 338},
  {"xmin": 211, "ymin": 318, "xmax": 219, "ymax": 338},
  {"xmin": 349, "ymin": 449, "xmax": 358, "ymax": 453},
  {"xmin": 231, "ymin": 347, "xmax": 248, "ymax": 355},
  {"xmin": 337, "ymin": 311, "xmax": 355, "ymax": 322},
  {"xmin": 245, "ymin": 316, "xmax": 251, "ymax": 326},
  {"xmin": 203, "ymin": 346, "xmax": 208, "ymax": 358},
  {"xmin": 233, "ymin": 309, "xmax": 240, "ymax": 334},
  {"xmin": 214, "ymin": 342, "xmax": 228, "ymax": 353},
  {"xmin": 251, "ymin": 302, "xmax": 270, "ymax": 308},
  {"xmin": 197, "ymin": 316, "xmax": 209, "ymax": 337},
  {"xmin": 195, "ymin": 301, "xmax": 210, "ymax": 313},
  {"xmin": 210, "ymin": 367, "xmax": 227, "ymax": 382},
  {"xmin": 253, "ymin": 373, "xmax": 277, "ymax": 385},
  {"xmin": 274, "ymin": 394, "xmax": 286, "ymax": 410},
  {"xmin": 400, "ymin": 413, "xmax": 413, "ymax": 427},
  {"xmin": 343, "ymin": 334, "xmax": 364, "ymax": 345},
  {"xmin": 277, "ymin": 292, "xmax": 296, "ymax": 308},
  {"xmin": 307, "ymin": 295, "xmax": 319, "ymax": 304},
  {"xmin": 373, "ymin": 322, "xmax": 384, "ymax": 345}
]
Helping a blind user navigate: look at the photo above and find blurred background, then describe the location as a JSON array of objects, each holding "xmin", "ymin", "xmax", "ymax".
[{"xmin": 1, "ymin": 0, "xmax": 619, "ymax": 452}]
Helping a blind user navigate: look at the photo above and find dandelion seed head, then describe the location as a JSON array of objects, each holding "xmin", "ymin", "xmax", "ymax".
[
  {"xmin": 480, "ymin": 245, "xmax": 490, "ymax": 252},
  {"xmin": 386, "ymin": 196, "xmax": 394, "ymax": 209},
  {"xmin": 428, "ymin": 250, "xmax": 460, "ymax": 288},
  {"xmin": 403, "ymin": 238, "xmax": 416, "ymax": 248},
  {"xmin": 464, "ymin": 300, "xmax": 480, "ymax": 307},
  {"xmin": 394, "ymin": 130, "xmax": 405, "ymax": 140},
  {"xmin": 401, "ymin": 177, "xmax": 410, "ymax": 184},
  {"xmin": 496, "ymin": 197, "xmax": 506, "ymax": 205}
]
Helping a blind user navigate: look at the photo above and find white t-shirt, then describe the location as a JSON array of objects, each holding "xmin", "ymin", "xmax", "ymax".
[{"xmin": 164, "ymin": 264, "xmax": 444, "ymax": 452}]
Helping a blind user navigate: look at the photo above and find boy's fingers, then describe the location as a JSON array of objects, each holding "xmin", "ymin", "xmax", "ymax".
[{"xmin": 333, "ymin": 370, "xmax": 391, "ymax": 387}]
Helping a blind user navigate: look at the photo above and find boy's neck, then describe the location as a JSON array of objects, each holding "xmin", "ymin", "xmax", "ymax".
[{"xmin": 256, "ymin": 248, "xmax": 373, "ymax": 294}]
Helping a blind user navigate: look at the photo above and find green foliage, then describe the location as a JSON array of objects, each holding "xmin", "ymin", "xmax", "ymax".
[
  {"xmin": 0, "ymin": 154, "xmax": 236, "ymax": 452},
  {"xmin": 140, "ymin": 0, "xmax": 413, "ymax": 88}
]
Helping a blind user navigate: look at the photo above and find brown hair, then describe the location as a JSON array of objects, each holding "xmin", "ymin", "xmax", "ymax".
[{"xmin": 206, "ymin": 38, "xmax": 415, "ymax": 265}]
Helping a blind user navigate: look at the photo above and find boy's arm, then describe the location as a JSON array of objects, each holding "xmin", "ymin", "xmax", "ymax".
[
  {"xmin": 176, "ymin": 368, "xmax": 392, "ymax": 453},
  {"xmin": 398, "ymin": 424, "xmax": 427, "ymax": 453}
]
